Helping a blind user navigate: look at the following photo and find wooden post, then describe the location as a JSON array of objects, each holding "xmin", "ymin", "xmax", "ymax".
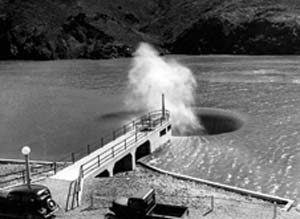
[
  {"xmin": 87, "ymin": 144, "xmax": 91, "ymax": 155},
  {"xmin": 90, "ymin": 191, "xmax": 94, "ymax": 209},
  {"xmin": 72, "ymin": 153, "xmax": 75, "ymax": 163},
  {"xmin": 273, "ymin": 202, "xmax": 277, "ymax": 219}
]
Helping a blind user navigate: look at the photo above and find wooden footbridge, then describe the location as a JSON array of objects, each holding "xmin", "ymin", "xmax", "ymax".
[{"xmin": 42, "ymin": 109, "xmax": 172, "ymax": 211}]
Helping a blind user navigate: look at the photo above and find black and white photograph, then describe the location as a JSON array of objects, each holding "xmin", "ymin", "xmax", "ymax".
[{"xmin": 0, "ymin": 0, "xmax": 300, "ymax": 218}]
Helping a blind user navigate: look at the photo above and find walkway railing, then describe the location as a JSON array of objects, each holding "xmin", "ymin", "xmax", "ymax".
[
  {"xmin": 79, "ymin": 109, "xmax": 170, "ymax": 178},
  {"xmin": 0, "ymin": 110, "xmax": 170, "ymax": 189},
  {"xmin": 67, "ymin": 109, "xmax": 170, "ymax": 210}
]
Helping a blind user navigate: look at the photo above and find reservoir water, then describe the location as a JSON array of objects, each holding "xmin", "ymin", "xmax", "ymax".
[{"xmin": 1, "ymin": 56, "xmax": 300, "ymax": 200}]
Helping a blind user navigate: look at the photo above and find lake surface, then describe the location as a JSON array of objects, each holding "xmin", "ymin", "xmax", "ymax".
[{"xmin": 1, "ymin": 56, "xmax": 300, "ymax": 200}]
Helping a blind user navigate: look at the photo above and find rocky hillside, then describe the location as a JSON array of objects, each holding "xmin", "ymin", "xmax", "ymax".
[{"xmin": 1, "ymin": 0, "xmax": 300, "ymax": 59}]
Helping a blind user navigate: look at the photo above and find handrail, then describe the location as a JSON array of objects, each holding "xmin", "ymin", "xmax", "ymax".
[
  {"xmin": 78, "ymin": 110, "xmax": 170, "ymax": 179},
  {"xmin": 0, "ymin": 110, "xmax": 170, "ymax": 189}
]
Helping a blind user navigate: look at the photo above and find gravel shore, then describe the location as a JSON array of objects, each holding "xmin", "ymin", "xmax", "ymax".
[{"xmin": 57, "ymin": 165, "xmax": 299, "ymax": 219}]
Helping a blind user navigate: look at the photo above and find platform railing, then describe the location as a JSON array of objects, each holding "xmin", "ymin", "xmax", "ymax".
[
  {"xmin": 65, "ymin": 110, "xmax": 170, "ymax": 209},
  {"xmin": 79, "ymin": 109, "xmax": 170, "ymax": 179},
  {"xmin": 0, "ymin": 110, "xmax": 169, "ymax": 189}
]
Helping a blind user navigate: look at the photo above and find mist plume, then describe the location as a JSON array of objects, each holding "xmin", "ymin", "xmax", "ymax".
[{"xmin": 126, "ymin": 42, "xmax": 201, "ymax": 134}]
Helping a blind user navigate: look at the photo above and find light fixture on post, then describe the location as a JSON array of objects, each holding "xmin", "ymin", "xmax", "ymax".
[{"xmin": 21, "ymin": 146, "xmax": 31, "ymax": 189}]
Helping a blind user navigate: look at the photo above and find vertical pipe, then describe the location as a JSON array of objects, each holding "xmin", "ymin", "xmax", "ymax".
[
  {"xmin": 211, "ymin": 195, "xmax": 214, "ymax": 211},
  {"xmin": 162, "ymin": 93, "xmax": 165, "ymax": 119}
]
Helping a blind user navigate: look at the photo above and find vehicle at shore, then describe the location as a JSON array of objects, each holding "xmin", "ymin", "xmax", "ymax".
[
  {"xmin": 0, "ymin": 184, "xmax": 58, "ymax": 219},
  {"xmin": 108, "ymin": 188, "xmax": 189, "ymax": 219}
]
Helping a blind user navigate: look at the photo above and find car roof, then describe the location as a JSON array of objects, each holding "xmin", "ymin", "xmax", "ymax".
[
  {"xmin": 8, "ymin": 184, "xmax": 48, "ymax": 196},
  {"xmin": 131, "ymin": 189, "xmax": 154, "ymax": 200}
]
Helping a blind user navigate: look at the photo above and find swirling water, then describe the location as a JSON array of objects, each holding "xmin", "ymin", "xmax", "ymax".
[{"xmin": 1, "ymin": 56, "xmax": 300, "ymax": 200}]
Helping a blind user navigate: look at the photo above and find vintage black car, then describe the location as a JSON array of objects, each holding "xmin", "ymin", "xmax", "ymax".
[
  {"xmin": 108, "ymin": 189, "xmax": 189, "ymax": 219},
  {"xmin": 0, "ymin": 184, "xmax": 58, "ymax": 219}
]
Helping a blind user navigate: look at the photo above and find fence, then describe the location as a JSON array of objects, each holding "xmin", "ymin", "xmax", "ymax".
[
  {"xmin": 0, "ymin": 162, "xmax": 69, "ymax": 188},
  {"xmin": 0, "ymin": 110, "xmax": 169, "ymax": 189},
  {"xmin": 88, "ymin": 192, "xmax": 289, "ymax": 219}
]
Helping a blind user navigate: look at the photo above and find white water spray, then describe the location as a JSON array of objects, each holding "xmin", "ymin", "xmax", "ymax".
[{"xmin": 126, "ymin": 42, "xmax": 201, "ymax": 134}]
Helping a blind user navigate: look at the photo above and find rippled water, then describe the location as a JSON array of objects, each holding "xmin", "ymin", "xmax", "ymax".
[
  {"xmin": 1, "ymin": 56, "xmax": 300, "ymax": 200},
  {"xmin": 150, "ymin": 55, "xmax": 300, "ymax": 201},
  {"xmin": 0, "ymin": 59, "xmax": 134, "ymax": 160}
]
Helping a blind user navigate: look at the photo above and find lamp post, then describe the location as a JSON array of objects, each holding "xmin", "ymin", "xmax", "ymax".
[{"xmin": 21, "ymin": 146, "xmax": 31, "ymax": 189}]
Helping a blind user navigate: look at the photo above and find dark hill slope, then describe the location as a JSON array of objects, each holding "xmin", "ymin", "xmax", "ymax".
[
  {"xmin": 169, "ymin": 0, "xmax": 300, "ymax": 54},
  {"xmin": 1, "ymin": 0, "xmax": 300, "ymax": 59}
]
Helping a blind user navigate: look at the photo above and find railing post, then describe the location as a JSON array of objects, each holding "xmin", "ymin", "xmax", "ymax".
[
  {"xmin": 160, "ymin": 117, "xmax": 162, "ymax": 126},
  {"xmin": 53, "ymin": 162, "xmax": 57, "ymax": 174},
  {"xmin": 71, "ymin": 153, "xmax": 75, "ymax": 163},
  {"xmin": 101, "ymin": 137, "xmax": 104, "ymax": 147},
  {"xmin": 124, "ymin": 139, "xmax": 127, "ymax": 149},
  {"xmin": 132, "ymin": 120, "xmax": 135, "ymax": 130},
  {"xmin": 87, "ymin": 144, "xmax": 91, "ymax": 155},
  {"xmin": 112, "ymin": 146, "xmax": 115, "ymax": 157},
  {"xmin": 97, "ymin": 155, "xmax": 100, "ymax": 167},
  {"xmin": 135, "ymin": 131, "xmax": 137, "ymax": 142},
  {"xmin": 22, "ymin": 170, "xmax": 26, "ymax": 184},
  {"xmin": 80, "ymin": 165, "xmax": 84, "ymax": 178},
  {"xmin": 123, "ymin": 125, "xmax": 126, "ymax": 134}
]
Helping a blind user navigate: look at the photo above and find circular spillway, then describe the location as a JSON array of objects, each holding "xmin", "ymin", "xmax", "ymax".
[{"xmin": 173, "ymin": 108, "xmax": 245, "ymax": 136}]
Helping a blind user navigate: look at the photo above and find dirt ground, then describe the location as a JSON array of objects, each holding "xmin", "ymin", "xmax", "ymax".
[{"xmin": 56, "ymin": 165, "xmax": 300, "ymax": 219}]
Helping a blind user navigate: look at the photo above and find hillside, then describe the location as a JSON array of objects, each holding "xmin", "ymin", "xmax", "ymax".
[{"xmin": 1, "ymin": 0, "xmax": 300, "ymax": 59}]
